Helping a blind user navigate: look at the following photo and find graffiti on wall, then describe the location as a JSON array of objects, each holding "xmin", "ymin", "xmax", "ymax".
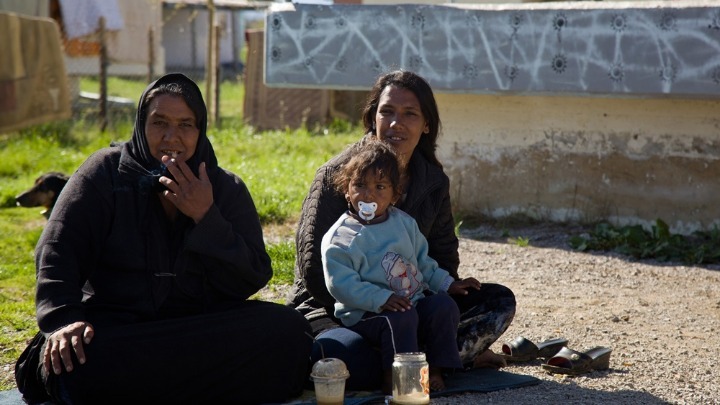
[{"xmin": 265, "ymin": 3, "xmax": 720, "ymax": 97}]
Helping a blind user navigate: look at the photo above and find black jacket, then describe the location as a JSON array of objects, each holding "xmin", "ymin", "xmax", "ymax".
[
  {"xmin": 288, "ymin": 137, "xmax": 459, "ymax": 327},
  {"xmin": 35, "ymin": 74, "xmax": 271, "ymax": 334}
]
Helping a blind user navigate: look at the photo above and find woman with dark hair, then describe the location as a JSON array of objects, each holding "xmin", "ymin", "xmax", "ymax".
[
  {"xmin": 289, "ymin": 70, "xmax": 516, "ymax": 390},
  {"xmin": 15, "ymin": 73, "xmax": 312, "ymax": 404}
]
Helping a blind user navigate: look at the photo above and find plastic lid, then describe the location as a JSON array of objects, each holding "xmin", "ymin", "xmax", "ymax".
[{"xmin": 310, "ymin": 358, "xmax": 350, "ymax": 380}]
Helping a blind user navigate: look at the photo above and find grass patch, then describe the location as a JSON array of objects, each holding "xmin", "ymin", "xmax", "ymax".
[
  {"xmin": 78, "ymin": 76, "xmax": 246, "ymax": 127},
  {"xmin": 79, "ymin": 76, "xmax": 148, "ymax": 101},
  {"xmin": 266, "ymin": 241, "xmax": 296, "ymax": 287},
  {"xmin": 0, "ymin": 206, "xmax": 40, "ymax": 391},
  {"xmin": 213, "ymin": 127, "xmax": 356, "ymax": 223}
]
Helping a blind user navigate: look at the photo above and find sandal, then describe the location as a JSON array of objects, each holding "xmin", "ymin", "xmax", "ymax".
[
  {"xmin": 499, "ymin": 336, "xmax": 568, "ymax": 362},
  {"xmin": 541, "ymin": 346, "xmax": 612, "ymax": 375}
]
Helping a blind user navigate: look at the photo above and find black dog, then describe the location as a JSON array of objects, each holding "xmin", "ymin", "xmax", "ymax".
[{"xmin": 15, "ymin": 172, "xmax": 70, "ymax": 219}]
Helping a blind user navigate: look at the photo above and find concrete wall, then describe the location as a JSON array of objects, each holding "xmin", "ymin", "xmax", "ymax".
[
  {"xmin": 265, "ymin": 2, "xmax": 720, "ymax": 234},
  {"xmin": 437, "ymin": 93, "xmax": 720, "ymax": 234}
]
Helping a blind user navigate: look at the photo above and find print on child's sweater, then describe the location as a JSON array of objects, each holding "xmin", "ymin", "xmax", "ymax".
[{"xmin": 382, "ymin": 251, "xmax": 422, "ymax": 298}]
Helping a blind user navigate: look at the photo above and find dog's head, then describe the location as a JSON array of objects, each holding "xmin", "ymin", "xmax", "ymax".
[{"xmin": 15, "ymin": 172, "xmax": 70, "ymax": 218}]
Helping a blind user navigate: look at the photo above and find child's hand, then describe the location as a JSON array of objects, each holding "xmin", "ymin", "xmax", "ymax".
[
  {"xmin": 380, "ymin": 294, "xmax": 412, "ymax": 312},
  {"xmin": 448, "ymin": 277, "xmax": 482, "ymax": 296}
]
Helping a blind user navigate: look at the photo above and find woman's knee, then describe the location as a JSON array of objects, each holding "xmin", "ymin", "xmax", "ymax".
[
  {"xmin": 313, "ymin": 327, "xmax": 373, "ymax": 359},
  {"xmin": 483, "ymin": 283, "xmax": 516, "ymax": 304},
  {"xmin": 312, "ymin": 328, "xmax": 382, "ymax": 391},
  {"xmin": 264, "ymin": 303, "xmax": 313, "ymax": 336},
  {"xmin": 487, "ymin": 283, "xmax": 517, "ymax": 318},
  {"xmin": 461, "ymin": 283, "xmax": 516, "ymax": 311}
]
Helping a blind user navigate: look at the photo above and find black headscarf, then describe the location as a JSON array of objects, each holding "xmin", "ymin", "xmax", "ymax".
[{"xmin": 119, "ymin": 73, "xmax": 218, "ymax": 192}]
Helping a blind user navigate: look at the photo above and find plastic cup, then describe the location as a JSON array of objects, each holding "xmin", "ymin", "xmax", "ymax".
[
  {"xmin": 312, "ymin": 376, "xmax": 346, "ymax": 405},
  {"xmin": 310, "ymin": 358, "xmax": 350, "ymax": 405}
]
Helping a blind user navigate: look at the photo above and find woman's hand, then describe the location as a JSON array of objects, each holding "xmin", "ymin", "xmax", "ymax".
[
  {"xmin": 160, "ymin": 155, "xmax": 213, "ymax": 223},
  {"xmin": 380, "ymin": 294, "xmax": 412, "ymax": 312},
  {"xmin": 448, "ymin": 277, "xmax": 482, "ymax": 296},
  {"xmin": 43, "ymin": 321, "xmax": 94, "ymax": 375}
]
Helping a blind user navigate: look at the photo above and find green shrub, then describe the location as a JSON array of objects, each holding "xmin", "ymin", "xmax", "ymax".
[{"xmin": 569, "ymin": 219, "xmax": 720, "ymax": 265}]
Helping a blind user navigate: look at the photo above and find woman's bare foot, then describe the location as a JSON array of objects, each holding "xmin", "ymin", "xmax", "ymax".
[
  {"xmin": 472, "ymin": 349, "xmax": 507, "ymax": 369},
  {"xmin": 429, "ymin": 367, "xmax": 445, "ymax": 391}
]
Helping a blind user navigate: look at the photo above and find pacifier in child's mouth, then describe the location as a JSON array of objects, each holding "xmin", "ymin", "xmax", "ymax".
[{"xmin": 357, "ymin": 201, "xmax": 378, "ymax": 221}]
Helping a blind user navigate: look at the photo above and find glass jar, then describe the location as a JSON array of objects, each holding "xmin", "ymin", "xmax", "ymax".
[{"xmin": 391, "ymin": 352, "xmax": 430, "ymax": 404}]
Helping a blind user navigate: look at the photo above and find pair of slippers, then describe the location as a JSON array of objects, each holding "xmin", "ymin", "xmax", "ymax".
[{"xmin": 499, "ymin": 336, "xmax": 612, "ymax": 375}]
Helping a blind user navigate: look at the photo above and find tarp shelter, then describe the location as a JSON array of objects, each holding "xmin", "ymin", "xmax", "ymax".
[{"xmin": 0, "ymin": 11, "xmax": 71, "ymax": 133}]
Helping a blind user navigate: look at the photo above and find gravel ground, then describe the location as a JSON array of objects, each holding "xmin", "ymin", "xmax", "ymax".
[
  {"xmin": 427, "ymin": 223, "xmax": 720, "ymax": 404},
  {"xmin": 261, "ymin": 223, "xmax": 719, "ymax": 404}
]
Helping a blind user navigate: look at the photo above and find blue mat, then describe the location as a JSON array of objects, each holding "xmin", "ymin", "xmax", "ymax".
[
  {"xmin": 1, "ymin": 368, "xmax": 540, "ymax": 405},
  {"xmin": 0, "ymin": 389, "xmax": 22, "ymax": 405},
  {"xmin": 288, "ymin": 368, "xmax": 541, "ymax": 404}
]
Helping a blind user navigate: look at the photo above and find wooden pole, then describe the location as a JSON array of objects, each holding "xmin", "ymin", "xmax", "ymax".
[
  {"xmin": 99, "ymin": 17, "xmax": 108, "ymax": 132},
  {"xmin": 205, "ymin": 0, "xmax": 215, "ymax": 127},
  {"xmin": 213, "ymin": 23, "xmax": 220, "ymax": 127},
  {"xmin": 147, "ymin": 27, "xmax": 155, "ymax": 83},
  {"xmin": 231, "ymin": 11, "xmax": 239, "ymax": 76},
  {"xmin": 191, "ymin": 14, "xmax": 197, "ymax": 71}
]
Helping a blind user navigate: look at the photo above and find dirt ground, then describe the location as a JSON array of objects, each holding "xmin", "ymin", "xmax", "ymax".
[
  {"xmin": 432, "ymin": 223, "xmax": 720, "ymax": 404},
  {"xmin": 262, "ymin": 222, "xmax": 719, "ymax": 404}
]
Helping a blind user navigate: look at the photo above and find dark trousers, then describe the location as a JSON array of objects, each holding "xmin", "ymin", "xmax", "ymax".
[
  {"xmin": 312, "ymin": 283, "xmax": 516, "ymax": 390},
  {"xmin": 347, "ymin": 293, "xmax": 462, "ymax": 371},
  {"xmin": 40, "ymin": 301, "xmax": 312, "ymax": 405}
]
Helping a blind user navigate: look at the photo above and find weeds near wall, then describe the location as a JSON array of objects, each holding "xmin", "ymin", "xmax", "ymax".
[
  {"xmin": 508, "ymin": 236, "xmax": 531, "ymax": 247},
  {"xmin": 454, "ymin": 220, "xmax": 464, "ymax": 237},
  {"xmin": 569, "ymin": 219, "xmax": 720, "ymax": 265}
]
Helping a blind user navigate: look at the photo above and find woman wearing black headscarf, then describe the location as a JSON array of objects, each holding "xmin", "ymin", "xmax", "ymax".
[{"xmin": 15, "ymin": 73, "xmax": 312, "ymax": 404}]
